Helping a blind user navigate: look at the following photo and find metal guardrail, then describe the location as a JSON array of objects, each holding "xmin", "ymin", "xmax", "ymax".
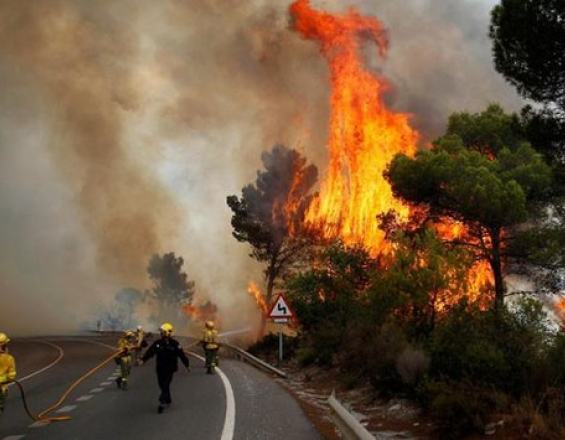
[
  {"xmin": 328, "ymin": 390, "xmax": 375, "ymax": 440},
  {"xmin": 222, "ymin": 343, "xmax": 287, "ymax": 379}
]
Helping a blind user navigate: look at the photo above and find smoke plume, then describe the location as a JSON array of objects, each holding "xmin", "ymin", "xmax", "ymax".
[{"xmin": 0, "ymin": 0, "xmax": 522, "ymax": 335}]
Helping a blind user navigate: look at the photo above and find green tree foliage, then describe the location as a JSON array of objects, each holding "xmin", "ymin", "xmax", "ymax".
[
  {"xmin": 286, "ymin": 229, "xmax": 470, "ymax": 367},
  {"xmin": 490, "ymin": 0, "xmax": 565, "ymax": 111},
  {"xmin": 286, "ymin": 243, "xmax": 372, "ymax": 366},
  {"xmin": 282, "ymin": 229, "xmax": 564, "ymax": 436},
  {"xmin": 490, "ymin": 0, "xmax": 565, "ymax": 175},
  {"xmin": 387, "ymin": 105, "xmax": 552, "ymax": 311},
  {"xmin": 227, "ymin": 144, "xmax": 317, "ymax": 304},
  {"xmin": 372, "ymin": 229, "xmax": 472, "ymax": 334},
  {"xmin": 147, "ymin": 252, "xmax": 195, "ymax": 319}
]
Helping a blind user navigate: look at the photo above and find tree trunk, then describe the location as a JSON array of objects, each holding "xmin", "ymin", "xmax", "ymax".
[{"xmin": 489, "ymin": 228, "xmax": 505, "ymax": 315}]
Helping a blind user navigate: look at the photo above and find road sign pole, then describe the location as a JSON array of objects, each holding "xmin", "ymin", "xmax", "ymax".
[
  {"xmin": 278, "ymin": 330, "xmax": 283, "ymax": 366},
  {"xmin": 268, "ymin": 293, "xmax": 294, "ymax": 367}
]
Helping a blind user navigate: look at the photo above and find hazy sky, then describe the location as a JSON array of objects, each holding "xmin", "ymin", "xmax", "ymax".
[{"xmin": 0, "ymin": 0, "xmax": 522, "ymax": 335}]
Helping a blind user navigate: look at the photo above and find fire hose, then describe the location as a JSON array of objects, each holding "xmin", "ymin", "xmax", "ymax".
[
  {"xmin": 12, "ymin": 349, "xmax": 121, "ymax": 423},
  {"xmin": 11, "ymin": 336, "xmax": 228, "ymax": 423}
]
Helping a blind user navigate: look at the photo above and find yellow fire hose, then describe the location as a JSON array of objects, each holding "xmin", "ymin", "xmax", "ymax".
[{"xmin": 12, "ymin": 349, "xmax": 121, "ymax": 423}]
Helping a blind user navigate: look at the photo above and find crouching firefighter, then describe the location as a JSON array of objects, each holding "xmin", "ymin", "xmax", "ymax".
[
  {"xmin": 116, "ymin": 331, "xmax": 136, "ymax": 390},
  {"xmin": 0, "ymin": 333, "xmax": 16, "ymax": 415},
  {"xmin": 201, "ymin": 321, "xmax": 220, "ymax": 374},
  {"xmin": 140, "ymin": 323, "xmax": 190, "ymax": 413}
]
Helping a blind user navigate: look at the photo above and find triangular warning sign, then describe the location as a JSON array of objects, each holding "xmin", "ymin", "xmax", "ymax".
[{"xmin": 268, "ymin": 293, "xmax": 294, "ymax": 319}]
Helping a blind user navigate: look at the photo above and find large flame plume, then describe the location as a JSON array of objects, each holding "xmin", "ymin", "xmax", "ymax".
[
  {"xmin": 291, "ymin": 0, "xmax": 418, "ymax": 253},
  {"xmin": 290, "ymin": 0, "xmax": 493, "ymax": 301}
]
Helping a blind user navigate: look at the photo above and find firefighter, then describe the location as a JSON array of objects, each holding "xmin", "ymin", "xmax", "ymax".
[
  {"xmin": 140, "ymin": 323, "xmax": 190, "ymax": 413},
  {"xmin": 201, "ymin": 321, "xmax": 219, "ymax": 374},
  {"xmin": 116, "ymin": 331, "xmax": 136, "ymax": 390},
  {"xmin": 133, "ymin": 325, "xmax": 147, "ymax": 365},
  {"xmin": 0, "ymin": 332, "xmax": 16, "ymax": 415}
]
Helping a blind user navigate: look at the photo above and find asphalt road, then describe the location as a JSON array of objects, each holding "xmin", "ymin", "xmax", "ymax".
[{"xmin": 0, "ymin": 335, "xmax": 321, "ymax": 440}]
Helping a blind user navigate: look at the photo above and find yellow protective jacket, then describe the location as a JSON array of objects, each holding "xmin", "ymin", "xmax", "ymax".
[
  {"xmin": 135, "ymin": 330, "xmax": 145, "ymax": 347},
  {"xmin": 202, "ymin": 329, "xmax": 219, "ymax": 350},
  {"xmin": 117, "ymin": 338, "xmax": 135, "ymax": 357},
  {"xmin": 0, "ymin": 352, "xmax": 16, "ymax": 385}
]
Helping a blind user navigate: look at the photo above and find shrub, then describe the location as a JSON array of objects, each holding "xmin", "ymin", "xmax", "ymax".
[
  {"xmin": 296, "ymin": 346, "xmax": 317, "ymax": 367},
  {"xmin": 420, "ymin": 379, "xmax": 509, "ymax": 438},
  {"xmin": 396, "ymin": 346, "xmax": 430, "ymax": 386}
]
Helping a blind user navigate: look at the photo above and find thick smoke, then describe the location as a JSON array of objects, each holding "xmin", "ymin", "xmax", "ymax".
[{"xmin": 0, "ymin": 0, "xmax": 522, "ymax": 335}]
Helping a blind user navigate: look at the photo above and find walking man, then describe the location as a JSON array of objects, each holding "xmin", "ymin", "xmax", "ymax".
[
  {"xmin": 141, "ymin": 323, "xmax": 190, "ymax": 413},
  {"xmin": 201, "ymin": 321, "xmax": 219, "ymax": 374},
  {"xmin": 116, "ymin": 331, "xmax": 136, "ymax": 390}
]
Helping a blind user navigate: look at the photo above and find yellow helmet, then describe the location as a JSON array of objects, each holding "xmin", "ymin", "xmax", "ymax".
[
  {"xmin": 0, "ymin": 332, "xmax": 10, "ymax": 345},
  {"xmin": 205, "ymin": 321, "xmax": 215, "ymax": 329},
  {"xmin": 125, "ymin": 330, "xmax": 135, "ymax": 338},
  {"xmin": 160, "ymin": 322, "xmax": 174, "ymax": 335}
]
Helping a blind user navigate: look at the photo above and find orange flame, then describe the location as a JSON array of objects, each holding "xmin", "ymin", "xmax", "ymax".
[
  {"xmin": 435, "ymin": 219, "xmax": 494, "ymax": 305},
  {"xmin": 291, "ymin": 0, "xmax": 417, "ymax": 253},
  {"xmin": 290, "ymin": 0, "xmax": 493, "ymax": 303},
  {"xmin": 182, "ymin": 301, "xmax": 218, "ymax": 323},
  {"xmin": 248, "ymin": 281, "xmax": 269, "ymax": 315},
  {"xmin": 553, "ymin": 298, "xmax": 565, "ymax": 328}
]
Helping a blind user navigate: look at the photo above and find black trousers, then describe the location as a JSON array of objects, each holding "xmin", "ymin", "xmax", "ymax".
[{"xmin": 157, "ymin": 369, "xmax": 175, "ymax": 404}]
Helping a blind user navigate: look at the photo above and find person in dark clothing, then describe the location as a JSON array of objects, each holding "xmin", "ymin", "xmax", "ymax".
[{"xmin": 141, "ymin": 322, "xmax": 190, "ymax": 413}]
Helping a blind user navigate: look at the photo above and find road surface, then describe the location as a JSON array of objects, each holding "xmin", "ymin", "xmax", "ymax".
[{"xmin": 1, "ymin": 335, "xmax": 321, "ymax": 440}]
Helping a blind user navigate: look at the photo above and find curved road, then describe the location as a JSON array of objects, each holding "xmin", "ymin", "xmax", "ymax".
[{"xmin": 1, "ymin": 335, "xmax": 321, "ymax": 440}]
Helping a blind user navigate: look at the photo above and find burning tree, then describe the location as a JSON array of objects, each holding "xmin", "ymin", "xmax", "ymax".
[
  {"xmin": 227, "ymin": 145, "xmax": 317, "ymax": 307},
  {"xmin": 387, "ymin": 105, "xmax": 552, "ymax": 313},
  {"xmin": 147, "ymin": 252, "xmax": 195, "ymax": 323},
  {"xmin": 287, "ymin": 0, "xmax": 498, "ymax": 306},
  {"xmin": 290, "ymin": 0, "xmax": 418, "ymax": 254}
]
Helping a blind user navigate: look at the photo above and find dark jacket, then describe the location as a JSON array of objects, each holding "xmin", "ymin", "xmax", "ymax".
[{"xmin": 142, "ymin": 337, "xmax": 189, "ymax": 372}]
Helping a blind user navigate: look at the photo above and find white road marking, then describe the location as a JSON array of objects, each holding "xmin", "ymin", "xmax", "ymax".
[
  {"xmin": 99, "ymin": 381, "xmax": 112, "ymax": 386},
  {"xmin": 29, "ymin": 421, "xmax": 49, "ymax": 428},
  {"xmin": 2, "ymin": 435, "xmax": 26, "ymax": 440},
  {"xmin": 107, "ymin": 376, "xmax": 116, "ymax": 380},
  {"xmin": 90, "ymin": 387, "xmax": 104, "ymax": 393},
  {"xmin": 56, "ymin": 405, "xmax": 76, "ymax": 413},
  {"xmin": 9, "ymin": 340, "xmax": 64, "ymax": 386},
  {"xmin": 189, "ymin": 352, "xmax": 235, "ymax": 440},
  {"xmin": 76, "ymin": 395, "xmax": 94, "ymax": 402}
]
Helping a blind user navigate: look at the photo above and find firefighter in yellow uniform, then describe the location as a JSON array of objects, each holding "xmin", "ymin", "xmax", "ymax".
[
  {"xmin": 133, "ymin": 325, "xmax": 146, "ymax": 365},
  {"xmin": 116, "ymin": 331, "xmax": 136, "ymax": 390},
  {"xmin": 0, "ymin": 333, "xmax": 16, "ymax": 415},
  {"xmin": 201, "ymin": 321, "xmax": 219, "ymax": 374}
]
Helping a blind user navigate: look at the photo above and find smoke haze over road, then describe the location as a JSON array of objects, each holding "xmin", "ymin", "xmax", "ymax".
[{"xmin": 0, "ymin": 0, "xmax": 522, "ymax": 335}]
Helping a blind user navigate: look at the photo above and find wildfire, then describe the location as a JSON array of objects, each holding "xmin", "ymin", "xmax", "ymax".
[
  {"xmin": 289, "ymin": 0, "xmax": 493, "ymax": 303},
  {"xmin": 248, "ymin": 281, "xmax": 269, "ymax": 315},
  {"xmin": 290, "ymin": 0, "xmax": 418, "ymax": 253},
  {"xmin": 182, "ymin": 301, "xmax": 218, "ymax": 323},
  {"xmin": 554, "ymin": 298, "xmax": 565, "ymax": 325}
]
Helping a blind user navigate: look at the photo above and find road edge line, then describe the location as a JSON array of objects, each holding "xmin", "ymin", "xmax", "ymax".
[
  {"xmin": 188, "ymin": 352, "xmax": 235, "ymax": 440},
  {"xmin": 12, "ymin": 340, "xmax": 64, "ymax": 384}
]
